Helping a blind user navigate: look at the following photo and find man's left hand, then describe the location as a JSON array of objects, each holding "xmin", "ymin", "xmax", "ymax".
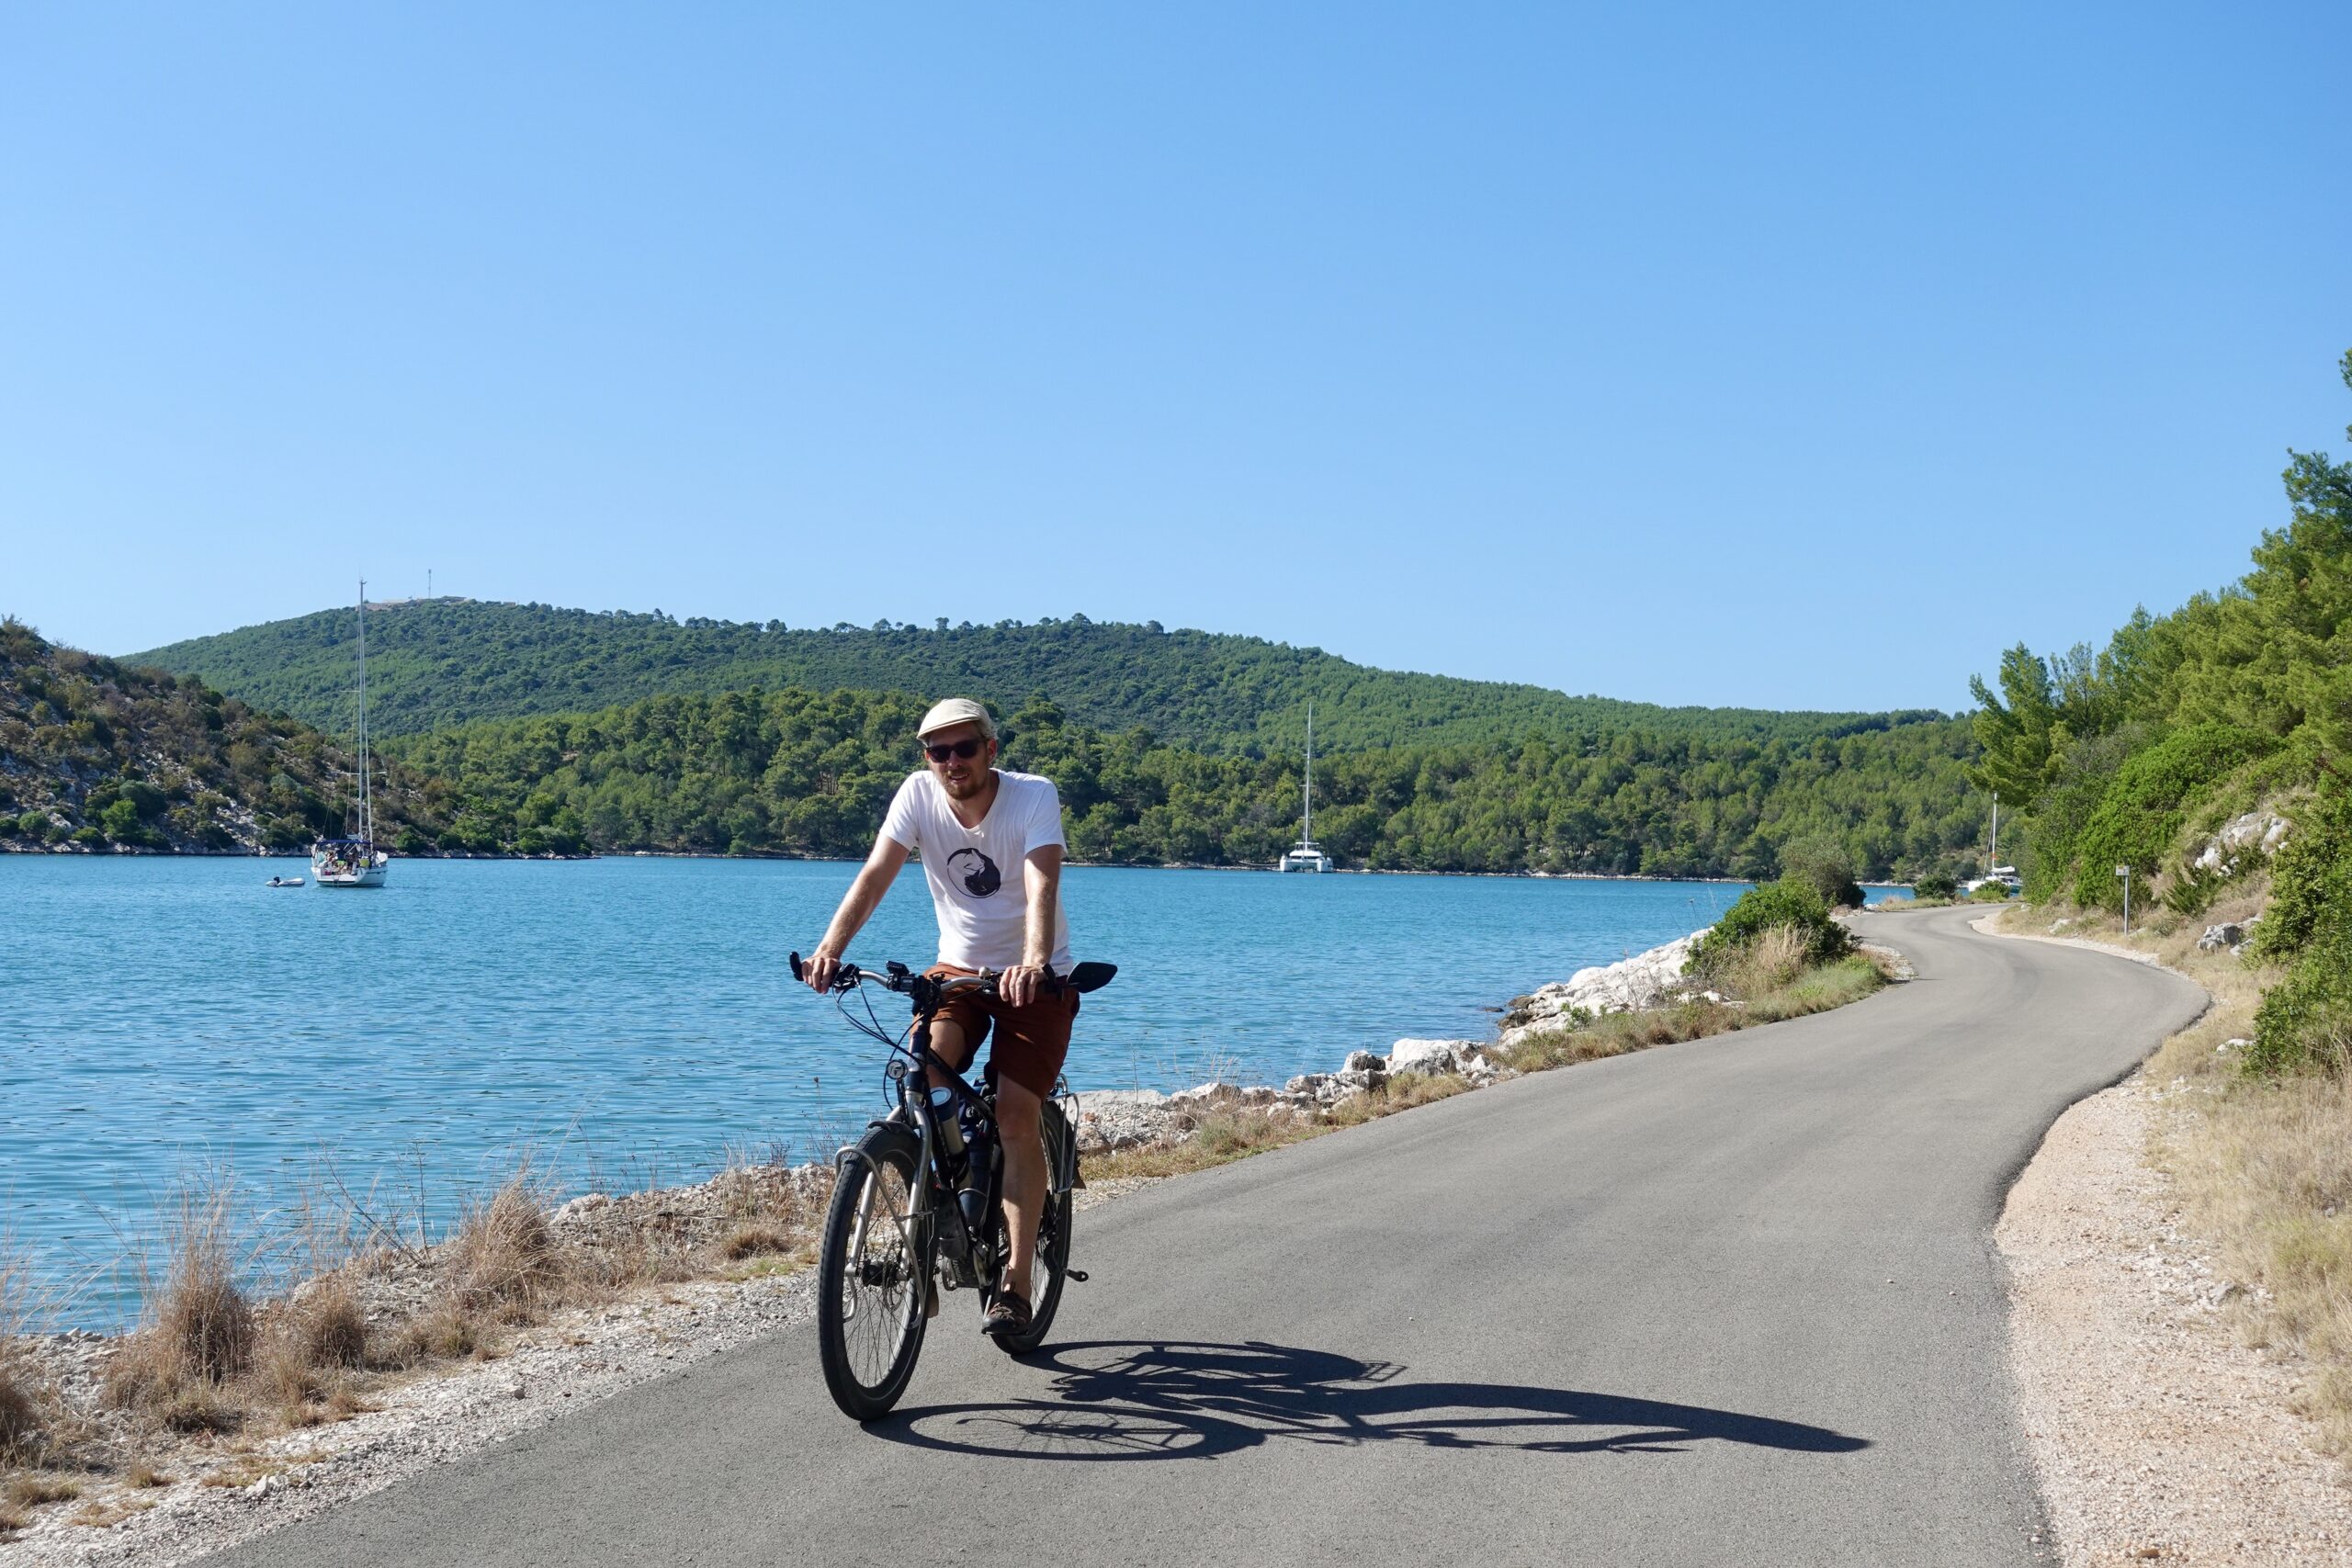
[{"xmin": 1001, "ymin": 963, "xmax": 1049, "ymax": 1008}]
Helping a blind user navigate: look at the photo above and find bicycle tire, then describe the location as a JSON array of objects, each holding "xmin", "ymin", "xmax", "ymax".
[
  {"xmin": 995, "ymin": 1099, "xmax": 1074, "ymax": 1356},
  {"xmin": 817, "ymin": 1124, "xmax": 928, "ymax": 1420}
]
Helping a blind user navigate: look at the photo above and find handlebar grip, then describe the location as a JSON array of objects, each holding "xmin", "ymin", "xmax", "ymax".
[{"xmin": 789, "ymin": 951, "xmax": 806, "ymax": 983}]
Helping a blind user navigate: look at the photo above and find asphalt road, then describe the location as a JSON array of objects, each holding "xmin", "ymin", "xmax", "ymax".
[{"xmin": 208, "ymin": 906, "xmax": 2206, "ymax": 1567}]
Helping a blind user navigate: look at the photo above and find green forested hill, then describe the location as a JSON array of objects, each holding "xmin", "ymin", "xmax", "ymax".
[
  {"xmin": 389, "ymin": 685, "xmax": 1983, "ymax": 877},
  {"xmin": 0, "ymin": 619, "xmax": 455, "ymax": 853},
  {"xmin": 129, "ymin": 600, "xmax": 1955, "ymax": 753}
]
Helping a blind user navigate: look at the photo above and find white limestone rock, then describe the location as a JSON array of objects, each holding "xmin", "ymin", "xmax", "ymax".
[
  {"xmin": 1497, "ymin": 930, "xmax": 1708, "ymax": 1047},
  {"xmin": 2192, "ymin": 811, "xmax": 2290, "ymax": 874},
  {"xmin": 1386, "ymin": 1037, "xmax": 1476, "ymax": 1075}
]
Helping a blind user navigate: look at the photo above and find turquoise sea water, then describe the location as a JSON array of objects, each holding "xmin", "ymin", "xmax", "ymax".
[{"xmin": 0, "ymin": 856, "xmax": 1896, "ymax": 1323}]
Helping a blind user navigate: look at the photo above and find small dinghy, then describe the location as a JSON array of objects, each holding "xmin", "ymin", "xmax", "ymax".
[{"xmin": 266, "ymin": 875, "xmax": 307, "ymax": 888}]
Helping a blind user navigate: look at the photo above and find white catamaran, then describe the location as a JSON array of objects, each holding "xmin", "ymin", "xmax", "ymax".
[
  {"xmin": 1277, "ymin": 703, "xmax": 1333, "ymax": 873},
  {"xmin": 311, "ymin": 581, "xmax": 390, "ymax": 889}
]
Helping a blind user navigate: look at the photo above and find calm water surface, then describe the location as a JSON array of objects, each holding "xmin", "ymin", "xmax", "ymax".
[{"xmin": 1, "ymin": 856, "xmax": 1892, "ymax": 1321}]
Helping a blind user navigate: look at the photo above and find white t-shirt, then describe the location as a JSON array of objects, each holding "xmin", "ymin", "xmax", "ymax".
[{"xmin": 880, "ymin": 768, "xmax": 1072, "ymax": 972}]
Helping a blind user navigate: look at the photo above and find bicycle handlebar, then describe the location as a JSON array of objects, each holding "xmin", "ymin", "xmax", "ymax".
[
  {"xmin": 788, "ymin": 952, "xmax": 1115, "ymax": 998},
  {"xmin": 786, "ymin": 952, "xmax": 1002, "ymax": 997}
]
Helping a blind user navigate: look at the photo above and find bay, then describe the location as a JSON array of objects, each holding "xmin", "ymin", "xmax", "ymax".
[{"xmin": 0, "ymin": 855, "xmax": 1892, "ymax": 1323}]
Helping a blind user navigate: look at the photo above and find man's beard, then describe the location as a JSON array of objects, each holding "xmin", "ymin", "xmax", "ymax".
[{"xmin": 941, "ymin": 766, "xmax": 989, "ymax": 800}]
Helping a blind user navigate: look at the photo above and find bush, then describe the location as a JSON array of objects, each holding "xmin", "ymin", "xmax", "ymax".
[
  {"xmin": 2252, "ymin": 785, "xmax": 2352, "ymax": 963},
  {"xmin": 1913, "ymin": 870, "xmax": 1959, "ymax": 900},
  {"xmin": 2245, "ymin": 784, "xmax": 2352, "ymax": 1077},
  {"xmin": 2248, "ymin": 925, "xmax": 2352, "ymax": 1076},
  {"xmin": 1777, "ymin": 834, "xmax": 1866, "ymax": 909},
  {"xmin": 1688, "ymin": 877, "xmax": 1849, "ymax": 974},
  {"xmin": 1971, "ymin": 881, "xmax": 2013, "ymax": 902},
  {"xmin": 2069, "ymin": 724, "xmax": 2275, "ymax": 908}
]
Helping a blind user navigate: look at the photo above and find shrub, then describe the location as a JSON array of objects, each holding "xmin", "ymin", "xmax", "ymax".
[
  {"xmin": 1777, "ymin": 834, "xmax": 1866, "ymax": 909},
  {"xmin": 2248, "ymin": 925, "xmax": 2352, "ymax": 1077},
  {"xmin": 1688, "ymin": 877, "xmax": 1849, "ymax": 975},
  {"xmin": 2069, "ymin": 724, "xmax": 2276, "ymax": 908},
  {"xmin": 2253, "ymin": 785, "xmax": 2352, "ymax": 963},
  {"xmin": 2245, "ymin": 784, "xmax": 2352, "ymax": 1077},
  {"xmin": 1913, "ymin": 870, "xmax": 1959, "ymax": 900},
  {"xmin": 1971, "ymin": 881, "xmax": 2013, "ymax": 902}
]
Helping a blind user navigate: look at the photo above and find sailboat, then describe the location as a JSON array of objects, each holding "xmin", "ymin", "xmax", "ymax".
[
  {"xmin": 1276, "ymin": 704, "xmax": 1333, "ymax": 873},
  {"xmin": 311, "ymin": 581, "xmax": 390, "ymax": 889},
  {"xmin": 1962, "ymin": 793, "xmax": 2019, "ymax": 894}
]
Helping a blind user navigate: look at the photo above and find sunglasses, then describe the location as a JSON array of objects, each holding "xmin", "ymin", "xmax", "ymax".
[{"xmin": 924, "ymin": 739, "xmax": 985, "ymax": 762}]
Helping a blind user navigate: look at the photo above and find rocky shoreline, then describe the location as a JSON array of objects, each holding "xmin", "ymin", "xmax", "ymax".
[{"xmin": 1069, "ymin": 929, "xmax": 1721, "ymax": 1150}]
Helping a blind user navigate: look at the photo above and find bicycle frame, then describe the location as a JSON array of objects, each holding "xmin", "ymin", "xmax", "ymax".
[{"xmin": 830, "ymin": 971, "xmax": 1077, "ymax": 1308}]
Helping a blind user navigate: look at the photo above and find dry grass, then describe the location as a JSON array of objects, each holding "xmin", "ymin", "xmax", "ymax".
[
  {"xmin": 290, "ymin": 1275, "xmax": 368, "ymax": 1370},
  {"xmin": 5, "ymin": 1472, "xmax": 83, "ymax": 1508},
  {"xmin": 0, "ymin": 1253, "xmax": 45, "ymax": 1466},
  {"xmin": 104, "ymin": 1178, "xmax": 255, "ymax": 1427},
  {"xmin": 1718, "ymin": 923, "xmax": 1808, "ymax": 998},
  {"xmin": 718, "ymin": 1223, "xmax": 800, "ymax": 1261},
  {"xmin": 196, "ymin": 1453, "xmax": 290, "ymax": 1490},
  {"xmin": 444, "ymin": 1179, "xmax": 560, "ymax": 1318},
  {"xmin": 69, "ymin": 1496, "xmax": 156, "ymax": 1529},
  {"xmin": 1994, "ymin": 897, "xmax": 2352, "ymax": 1453}
]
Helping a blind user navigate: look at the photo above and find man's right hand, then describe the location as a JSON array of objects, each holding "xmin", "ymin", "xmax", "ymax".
[{"xmin": 803, "ymin": 950, "xmax": 842, "ymax": 993}]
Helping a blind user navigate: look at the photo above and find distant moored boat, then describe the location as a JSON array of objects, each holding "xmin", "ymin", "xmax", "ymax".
[
  {"xmin": 1277, "ymin": 703, "xmax": 1333, "ymax": 874},
  {"xmin": 311, "ymin": 581, "xmax": 390, "ymax": 889}
]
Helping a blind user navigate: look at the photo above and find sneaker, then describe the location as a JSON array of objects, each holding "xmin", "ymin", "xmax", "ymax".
[{"xmin": 981, "ymin": 1292, "xmax": 1032, "ymax": 1338}]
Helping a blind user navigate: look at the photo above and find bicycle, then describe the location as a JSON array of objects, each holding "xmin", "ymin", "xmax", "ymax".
[{"xmin": 788, "ymin": 951, "xmax": 1118, "ymax": 1421}]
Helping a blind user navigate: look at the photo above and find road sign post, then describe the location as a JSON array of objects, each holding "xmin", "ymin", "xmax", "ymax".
[{"xmin": 2117, "ymin": 863, "xmax": 2132, "ymax": 935}]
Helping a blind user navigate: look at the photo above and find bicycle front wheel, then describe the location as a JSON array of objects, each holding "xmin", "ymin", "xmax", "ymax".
[{"xmin": 817, "ymin": 1125, "xmax": 928, "ymax": 1420}]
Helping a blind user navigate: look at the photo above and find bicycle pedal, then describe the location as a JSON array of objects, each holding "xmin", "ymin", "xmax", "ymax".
[{"xmin": 1063, "ymin": 1269, "xmax": 1090, "ymax": 1283}]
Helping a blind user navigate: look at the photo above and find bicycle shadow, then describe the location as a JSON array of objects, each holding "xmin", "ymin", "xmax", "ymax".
[{"xmin": 873, "ymin": 1339, "xmax": 1871, "ymax": 1462}]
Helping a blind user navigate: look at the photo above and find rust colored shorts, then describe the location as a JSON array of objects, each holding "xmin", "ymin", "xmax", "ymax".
[{"xmin": 925, "ymin": 964, "xmax": 1080, "ymax": 1099}]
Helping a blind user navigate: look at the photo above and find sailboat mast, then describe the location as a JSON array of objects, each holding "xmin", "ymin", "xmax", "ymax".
[
  {"xmin": 1304, "ymin": 704, "xmax": 1314, "ymax": 845},
  {"xmin": 356, "ymin": 581, "xmax": 370, "ymax": 844}
]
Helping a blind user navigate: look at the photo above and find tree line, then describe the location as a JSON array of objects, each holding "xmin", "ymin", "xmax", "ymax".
[{"xmin": 389, "ymin": 684, "xmax": 1983, "ymax": 877}]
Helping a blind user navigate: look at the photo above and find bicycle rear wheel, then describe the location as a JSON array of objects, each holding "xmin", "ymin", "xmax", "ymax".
[
  {"xmin": 994, "ymin": 1099, "xmax": 1073, "ymax": 1356},
  {"xmin": 817, "ymin": 1125, "xmax": 928, "ymax": 1419}
]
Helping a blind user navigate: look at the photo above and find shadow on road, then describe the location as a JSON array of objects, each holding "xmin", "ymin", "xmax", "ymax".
[{"xmin": 875, "ymin": 1339, "xmax": 1871, "ymax": 1462}]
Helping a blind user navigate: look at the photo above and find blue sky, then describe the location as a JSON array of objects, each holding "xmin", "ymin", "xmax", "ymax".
[{"xmin": 3, "ymin": 3, "xmax": 2346, "ymax": 712}]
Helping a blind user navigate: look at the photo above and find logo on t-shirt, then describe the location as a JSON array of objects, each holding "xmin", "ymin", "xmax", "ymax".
[{"xmin": 945, "ymin": 847, "xmax": 1001, "ymax": 898}]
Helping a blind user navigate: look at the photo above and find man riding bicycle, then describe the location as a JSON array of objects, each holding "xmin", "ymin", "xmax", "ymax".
[{"xmin": 800, "ymin": 697, "xmax": 1077, "ymax": 1340}]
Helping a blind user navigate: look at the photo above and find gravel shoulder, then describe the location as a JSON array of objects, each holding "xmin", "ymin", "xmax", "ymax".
[{"xmin": 1982, "ymin": 916, "xmax": 2352, "ymax": 1565}]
